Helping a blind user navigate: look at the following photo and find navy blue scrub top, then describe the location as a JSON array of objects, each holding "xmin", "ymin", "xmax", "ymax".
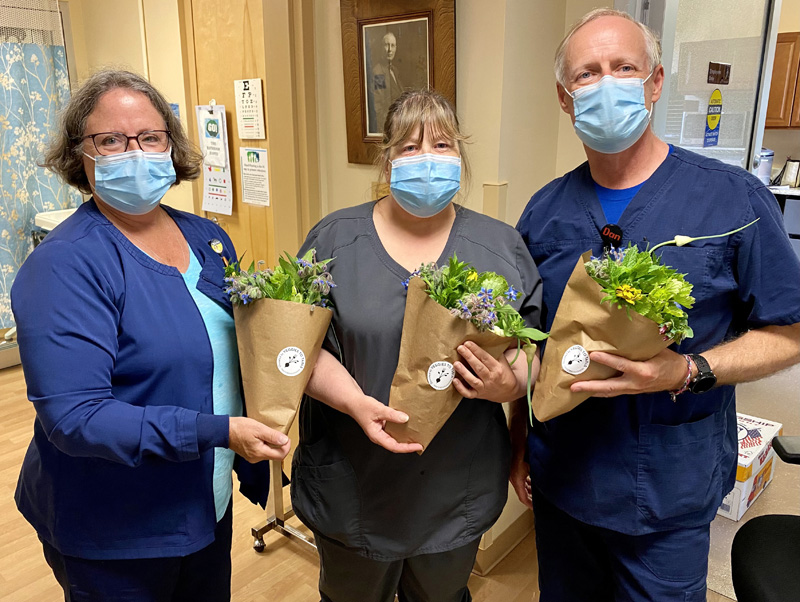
[{"xmin": 516, "ymin": 146, "xmax": 800, "ymax": 535}]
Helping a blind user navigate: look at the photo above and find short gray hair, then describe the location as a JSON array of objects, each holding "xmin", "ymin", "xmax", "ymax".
[
  {"xmin": 43, "ymin": 69, "xmax": 202, "ymax": 194},
  {"xmin": 554, "ymin": 9, "xmax": 661, "ymax": 87}
]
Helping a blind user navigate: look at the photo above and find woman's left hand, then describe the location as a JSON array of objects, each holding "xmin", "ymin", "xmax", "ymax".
[{"xmin": 453, "ymin": 341, "xmax": 525, "ymax": 403}]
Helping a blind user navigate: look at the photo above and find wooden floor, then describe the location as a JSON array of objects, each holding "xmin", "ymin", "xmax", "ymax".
[{"xmin": 0, "ymin": 364, "xmax": 732, "ymax": 601}]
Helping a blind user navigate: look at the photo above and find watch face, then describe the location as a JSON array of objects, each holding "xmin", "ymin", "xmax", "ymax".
[{"xmin": 690, "ymin": 375, "xmax": 716, "ymax": 394}]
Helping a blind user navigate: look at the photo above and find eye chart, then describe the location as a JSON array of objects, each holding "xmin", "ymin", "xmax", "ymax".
[
  {"xmin": 195, "ymin": 103, "xmax": 233, "ymax": 215},
  {"xmin": 234, "ymin": 78, "xmax": 266, "ymax": 140}
]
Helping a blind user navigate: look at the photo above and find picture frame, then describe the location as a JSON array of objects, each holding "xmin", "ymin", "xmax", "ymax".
[{"xmin": 340, "ymin": 0, "xmax": 456, "ymax": 165}]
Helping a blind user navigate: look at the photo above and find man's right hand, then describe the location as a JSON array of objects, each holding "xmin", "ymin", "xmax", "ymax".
[
  {"xmin": 348, "ymin": 395, "xmax": 424, "ymax": 454},
  {"xmin": 228, "ymin": 417, "xmax": 291, "ymax": 463}
]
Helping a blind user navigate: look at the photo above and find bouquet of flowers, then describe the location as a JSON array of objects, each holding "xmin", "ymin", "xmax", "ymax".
[
  {"xmin": 225, "ymin": 249, "xmax": 334, "ymax": 435},
  {"xmin": 531, "ymin": 220, "xmax": 757, "ymax": 422},
  {"xmin": 386, "ymin": 256, "xmax": 547, "ymax": 451}
]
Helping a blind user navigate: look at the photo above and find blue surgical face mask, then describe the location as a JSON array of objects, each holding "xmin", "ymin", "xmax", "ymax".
[
  {"xmin": 84, "ymin": 149, "xmax": 176, "ymax": 215},
  {"xmin": 389, "ymin": 153, "xmax": 461, "ymax": 218},
  {"xmin": 568, "ymin": 72, "xmax": 653, "ymax": 154}
]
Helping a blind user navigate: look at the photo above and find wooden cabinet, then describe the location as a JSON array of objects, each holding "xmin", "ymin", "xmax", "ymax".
[
  {"xmin": 792, "ymin": 62, "xmax": 800, "ymax": 127},
  {"xmin": 766, "ymin": 32, "xmax": 800, "ymax": 128}
]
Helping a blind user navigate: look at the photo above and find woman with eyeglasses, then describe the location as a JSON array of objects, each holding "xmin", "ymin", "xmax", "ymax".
[{"xmin": 11, "ymin": 69, "xmax": 289, "ymax": 601}]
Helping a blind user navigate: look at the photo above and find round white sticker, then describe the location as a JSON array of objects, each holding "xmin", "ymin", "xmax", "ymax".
[
  {"xmin": 427, "ymin": 361, "xmax": 455, "ymax": 390},
  {"xmin": 277, "ymin": 347, "xmax": 306, "ymax": 377},
  {"xmin": 562, "ymin": 345, "xmax": 590, "ymax": 375}
]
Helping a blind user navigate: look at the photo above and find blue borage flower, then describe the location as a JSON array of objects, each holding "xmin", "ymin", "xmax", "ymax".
[
  {"xmin": 408, "ymin": 255, "xmax": 548, "ymax": 419},
  {"xmin": 402, "ymin": 269, "xmax": 421, "ymax": 291},
  {"xmin": 405, "ymin": 256, "xmax": 547, "ymax": 342},
  {"xmin": 224, "ymin": 248, "xmax": 335, "ymax": 307}
]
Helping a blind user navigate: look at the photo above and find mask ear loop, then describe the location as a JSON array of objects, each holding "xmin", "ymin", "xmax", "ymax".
[{"xmin": 642, "ymin": 68, "xmax": 656, "ymax": 121}]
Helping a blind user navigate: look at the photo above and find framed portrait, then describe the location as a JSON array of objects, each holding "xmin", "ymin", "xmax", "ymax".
[
  {"xmin": 340, "ymin": 0, "xmax": 456, "ymax": 165},
  {"xmin": 362, "ymin": 17, "xmax": 430, "ymax": 137}
]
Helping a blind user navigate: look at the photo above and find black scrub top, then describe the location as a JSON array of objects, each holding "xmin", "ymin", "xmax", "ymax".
[{"xmin": 291, "ymin": 202, "xmax": 543, "ymax": 561}]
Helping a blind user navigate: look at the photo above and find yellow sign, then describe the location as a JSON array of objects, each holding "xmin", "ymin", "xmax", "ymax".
[{"xmin": 707, "ymin": 89, "xmax": 723, "ymax": 131}]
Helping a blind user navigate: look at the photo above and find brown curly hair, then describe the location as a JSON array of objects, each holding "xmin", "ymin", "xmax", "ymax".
[{"xmin": 42, "ymin": 69, "xmax": 202, "ymax": 194}]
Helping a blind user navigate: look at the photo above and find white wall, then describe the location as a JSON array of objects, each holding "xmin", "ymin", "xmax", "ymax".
[
  {"xmin": 498, "ymin": 0, "xmax": 566, "ymax": 223},
  {"xmin": 141, "ymin": 0, "xmax": 194, "ymax": 213},
  {"xmin": 313, "ymin": 0, "xmax": 376, "ymax": 217},
  {"xmin": 554, "ymin": 0, "xmax": 613, "ymax": 177}
]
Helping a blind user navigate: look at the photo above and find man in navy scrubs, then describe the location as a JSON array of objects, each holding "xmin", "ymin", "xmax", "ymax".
[{"xmin": 513, "ymin": 8, "xmax": 800, "ymax": 601}]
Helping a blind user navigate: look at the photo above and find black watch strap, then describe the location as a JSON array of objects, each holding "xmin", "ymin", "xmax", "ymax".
[{"xmin": 688, "ymin": 354, "xmax": 716, "ymax": 394}]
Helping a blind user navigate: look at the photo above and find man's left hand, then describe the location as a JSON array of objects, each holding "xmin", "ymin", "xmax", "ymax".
[{"xmin": 570, "ymin": 348, "xmax": 688, "ymax": 397}]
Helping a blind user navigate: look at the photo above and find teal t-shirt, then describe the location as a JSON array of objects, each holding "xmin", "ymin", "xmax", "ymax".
[{"xmin": 181, "ymin": 247, "xmax": 243, "ymax": 521}]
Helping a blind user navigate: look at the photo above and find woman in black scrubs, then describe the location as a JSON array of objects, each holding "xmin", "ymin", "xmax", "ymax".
[{"xmin": 294, "ymin": 89, "xmax": 543, "ymax": 602}]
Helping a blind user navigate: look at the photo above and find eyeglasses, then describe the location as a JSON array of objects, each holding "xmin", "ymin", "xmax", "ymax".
[{"xmin": 81, "ymin": 130, "xmax": 171, "ymax": 156}]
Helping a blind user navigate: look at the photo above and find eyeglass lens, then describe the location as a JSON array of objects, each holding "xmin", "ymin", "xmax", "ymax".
[{"xmin": 90, "ymin": 131, "xmax": 169, "ymax": 155}]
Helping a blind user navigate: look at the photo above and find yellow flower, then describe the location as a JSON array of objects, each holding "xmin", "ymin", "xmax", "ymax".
[
  {"xmin": 615, "ymin": 284, "xmax": 642, "ymax": 304},
  {"xmin": 466, "ymin": 270, "xmax": 478, "ymax": 283}
]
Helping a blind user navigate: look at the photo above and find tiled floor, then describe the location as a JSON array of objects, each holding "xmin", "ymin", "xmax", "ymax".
[{"xmin": 707, "ymin": 363, "xmax": 800, "ymax": 600}]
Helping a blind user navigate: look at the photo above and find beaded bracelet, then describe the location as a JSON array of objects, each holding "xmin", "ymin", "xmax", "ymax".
[{"xmin": 669, "ymin": 354, "xmax": 693, "ymax": 402}]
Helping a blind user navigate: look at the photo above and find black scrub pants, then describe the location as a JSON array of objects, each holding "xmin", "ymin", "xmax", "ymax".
[
  {"xmin": 315, "ymin": 531, "xmax": 481, "ymax": 602},
  {"xmin": 40, "ymin": 502, "xmax": 233, "ymax": 602}
]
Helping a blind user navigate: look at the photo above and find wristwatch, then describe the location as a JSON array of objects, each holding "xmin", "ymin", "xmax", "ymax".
[{"xmin": 688, "ymin": 354, "xmax": 716, "ymax": 394}]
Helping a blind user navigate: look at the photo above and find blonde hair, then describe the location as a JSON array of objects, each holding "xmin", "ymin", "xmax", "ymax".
[
  {"xmin": 377, "ymin": 89, "xmax": 471, "ymax": 189},
  {"xmin": 554, "ymin": 9, "xmax": 661, "ymax": 86}
]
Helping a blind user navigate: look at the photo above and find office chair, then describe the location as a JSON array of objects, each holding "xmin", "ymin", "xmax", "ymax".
[{"xmin": 731, "ymin": 436, "xmax": 800, "ymax": 602}]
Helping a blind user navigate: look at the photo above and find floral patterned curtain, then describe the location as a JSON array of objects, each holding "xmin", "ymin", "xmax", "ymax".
[{"xmin": 1, "ymin": 1, "xmax": 81, "ymax": 328}]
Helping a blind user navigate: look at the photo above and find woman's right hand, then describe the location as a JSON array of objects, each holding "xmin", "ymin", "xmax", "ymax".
[
  {"xmin": 510, "ymin": 453, "xmax": 533, "ymax": 509},
  {"xmin": 228, "ymin": 417, "xmax": 291, "ymax": 463},
  {"xmin": 348, "ymin": 395, "xmax": 424, "ymax": 454}
]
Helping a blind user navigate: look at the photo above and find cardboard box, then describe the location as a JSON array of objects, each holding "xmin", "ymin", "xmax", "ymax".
[
  {"xmin": 733, "ymin": 413, "xmax": 783, "ymax": 482},
  {"xmin": 717, "ymin": 450, "xmax": 776, "ymax": 521}
]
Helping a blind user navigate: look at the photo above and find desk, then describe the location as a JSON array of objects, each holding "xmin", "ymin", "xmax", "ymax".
[
  {"xmin": 773, "ymin": 189, "xmax": 800, "ymax": 260},
  {"xmin": 769, "ymin": 187, "xmax": 800, "ymax": 214},
  {"xmin": 32, "ymin": 208, "xmax": 78, "ymax": 247}
]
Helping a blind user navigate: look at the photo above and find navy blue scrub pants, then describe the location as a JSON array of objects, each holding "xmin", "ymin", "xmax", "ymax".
[
  {"xmin": 532, "ymin": 487, "xmax": 709, "ymax": 602},
  {"xmin": 315, "ymin": 531, "xmax": 480, "ymax": 602},
  {"xmin": 41, "ymin": 502, "xmax": 233, "ymax": 602}
]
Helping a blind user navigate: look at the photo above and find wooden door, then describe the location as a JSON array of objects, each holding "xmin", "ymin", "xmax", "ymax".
[
  {"xmin": 765, "ymin": 32, "xmax": 800, "ymax": 128},
  {"xmin": 178, "ymin": 0, "xmax": 321, "ymax": 265}
]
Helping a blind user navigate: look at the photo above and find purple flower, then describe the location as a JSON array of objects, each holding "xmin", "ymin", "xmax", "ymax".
[{"xmin": 505, "ymin": 285, "xmax": 519, "ymax": 301}]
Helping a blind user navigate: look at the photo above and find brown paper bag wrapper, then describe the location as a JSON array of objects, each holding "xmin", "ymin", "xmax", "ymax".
[
  {"xmin": 531, "ymin": 251, "xmax": 673, "ymax": 423},
  {"xmin": 234, "ymin": 299, "xmax": 332, "ymax": 435},
  {"xmin": 385, "ymin": 278, "xmax": 514, "ymax": 451}
]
